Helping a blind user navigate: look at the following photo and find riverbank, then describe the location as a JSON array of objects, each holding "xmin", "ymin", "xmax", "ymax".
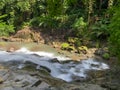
[
  {"xmin": 0, "ymin": 41, "xmax": 106, "ymax": 62},
  {"xmin": 0, "ymin": 26, "xmax": 111, "ymax": 61}
]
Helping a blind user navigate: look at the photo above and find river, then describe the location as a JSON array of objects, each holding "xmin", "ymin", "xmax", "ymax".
[{"xmin": 0, "ymin": 42, "xmax": 109, "ymax": 82}]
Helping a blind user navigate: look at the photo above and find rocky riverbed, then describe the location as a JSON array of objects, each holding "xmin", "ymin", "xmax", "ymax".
[
  {"xmin": 0, "ymin": 63, "xmax": 108, "ymax": 90},
  {"xmin": 0, "ymin": 42, "xmax": 119, "ymax": 90}
]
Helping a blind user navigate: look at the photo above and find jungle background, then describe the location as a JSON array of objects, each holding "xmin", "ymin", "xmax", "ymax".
[{"xmin": 0, "ymin": 0, "xmax": 120, "ymax": 62}]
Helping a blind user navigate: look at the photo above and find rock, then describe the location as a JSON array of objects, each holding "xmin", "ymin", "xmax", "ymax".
[
  {"xmin": 0, "ymin": 70, "xmax": 9, "ymax": 83},
  {"xmin": 31, "ymin": 80, "xmax": 42, "ymax": 87},
  {"xmin": 78, "ymin": 46, "xmax": 88, "ymax": 54},
  {"xmin": 0, "ymin": 63, "xmax": 108, "ymax": 90},
  {"xmin": 6, "ymin": 44, "xmax": 20, "ymax": 52},
  {"xmin": 0, "ymin": 87, "xmax": 18, "ymax": 90},
  {"xmin": 102, "ymin": 53, "xmax": 110, "ymax": 60},
  {"xmin": 0, "ymin": 65, "xmax": 9, "ymax": 84},
  {"xmin": 94, "ymin": 48, "xmax": 110, "ymax": 60},
  {"xmin": 81, "ymin": 84, "xmax": 106, "ymax": 90},
  {"xmin": 0, "ymin": 77, "xmax": 4, "ymax": 84},
  {"xmin": 6, "ymin": 47, "xmax": 15, "ymax": 52},
  {"xmin": 59, "ymin": 60, "xmax": 73, "ymax": 64},
  {"xmin": 37, "ymin": 81, "xmax": 50, "ymax": 89},
  {"xmin": 61, "ymin": 43, "xmax": 70, "ymax": 50},
  {"xmin": 39, "ymin": 66, "xmax": 51, "ymax": 74},
  {"xmin": 94, "ymin": 48, "xmax": 104, "ymax": 55},
  {"xmin": 50, "ymin": 58, "xmax": 59, "ymax": 63},
  {"xmin": 52, "ymin": 42, "xmax": 61, "ymax": 48},
  {"xmin": 0, "ymin": 65, "xmax": 5, "ymax": 69},
  {"xmin": 22, "ymin": 62, "xmax": 38, "ymax": 71},
  {"xmin": 72, "ymin": 75, "xmax": 86, "ymax": 82}
]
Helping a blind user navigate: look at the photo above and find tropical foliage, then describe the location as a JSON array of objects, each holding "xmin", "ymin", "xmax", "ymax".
[
  {"xmin": 0, "ymin": 0, "xmax": 120, "ymax": 61},
  {"xmin": 109, "ymin": 1, "xmax": 120, "ymax": 61}
]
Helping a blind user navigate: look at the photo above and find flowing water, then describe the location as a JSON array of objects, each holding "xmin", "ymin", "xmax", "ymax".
[{"xmin": 0, "ymin": 42, "xmax": 109, "ymax": 82}]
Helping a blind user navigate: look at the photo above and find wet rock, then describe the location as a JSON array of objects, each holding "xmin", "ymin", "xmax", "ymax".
[
  {"xmin": 81, "ymin": 84, "xmax": 106, "ymax": 90},
  {"xmin": 94, "ymin": 47, "xmax": 109, "ymax": 59},
  {"xmin": 91, "ymin": 63, "xmax": 99, "ymax": 68},
  {"xmin": 38, "ymin": 66, "xmax": 51, "ymax": 73},
  {"xmin": 31, "ymin": 54, "xmax": 43, "ymax": 57},
  {"xmin": 22, "ymin": 61, "xmax": 38, "ymax": 71},
  {"xmin": 0, "ymin": 65, "xmax": 9, "ymax": 84},
  {"xmin": 5, "ymin": 43, "xmax": 20, "ymax": 52},
  {"xmin": 37, "ymin": 81, "xmax": 50, "ymax": 89},
  {"xmin": 0, "ymin": 63, "xmax": 108, "ymax": 90},
  {"xmin": 0, "ymin": 87, "xmax": 19, "ymax": 90},
  {"xmin": 50, "ymin": 58, "xmax": 59, "ymax": 63},
  {"xmin": 0, "ymin": 65, "xmax": 5, "ymax": 69},
  {"xmin": 0, "ymin": 70, "xmax": 9, "ymax": 81},
  {"xmin": 6, "ymin": 47, "xmax": 15, "ymax": 52},
  {"xmin": 101, "ymin": 82, "xmax": 120, "ymax": 90},
  {"xmin": 2, "ymin": 61, "xmax": 23, "ymax": 69},
  {"xmin": 32, "ymin": 80, "xmax": 42, "ymax": 87},
  {"xmin": 72, "ymin": 76, "xmax": 86, "ymax": 82},
  {"xmin": 0, "ymin": 77, "xmax": 4, "ymax": 84}
]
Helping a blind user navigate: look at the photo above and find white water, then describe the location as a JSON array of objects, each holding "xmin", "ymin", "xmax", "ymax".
[
  {"xmin": 0, "ymin": 47, "xmax": 109, "ymax": 82},
  {"xmin": 15, "ymin": 47, "xmax": 70, "ymax": 61}
]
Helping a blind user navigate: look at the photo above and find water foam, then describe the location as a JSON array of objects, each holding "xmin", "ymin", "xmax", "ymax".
[{"xmin": 15, "ymin": 47, "xmax": 70, "ymax": 61}]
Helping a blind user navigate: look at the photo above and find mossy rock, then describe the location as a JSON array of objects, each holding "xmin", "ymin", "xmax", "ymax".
[
  {"xmin": 61, "ymin": 43, "xmax": 76, "ymax": 52},
  {"xmin": 78, "ymin": 46, "xmax": 88, "ymax": 54},
  {"xmin": 102, "ymin": 53, "xmax": 110, "ymax": 60},
  {"xmin": 68, "ymin": 46, "xmax": 76, "ymax": 51},
  {"xmin": 61, "ymin": 43, "xmax": 70, "ymax": 50},
  {"xmin": 78, "ymin": 46, "xmax": 88, "ymax": 51}
]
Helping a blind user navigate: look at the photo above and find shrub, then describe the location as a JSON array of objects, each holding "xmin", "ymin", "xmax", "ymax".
[
  {"xmin": 91, "ymin": 17, "xmax": 110, "ymax": 40},
  {"xmin": 0, "ymin": 21, "xmax": 15, "ymax": 36},
  {"xmin": 72, "ymin": 17, "xmax": 87, "ymax": 37},
  {"xmin": 109, "ymin": 3, "xmax": 120, "ymax": 61},
  {"xmin": 102, "ymin": 53, "xmax": 110, "ymax": 60}
]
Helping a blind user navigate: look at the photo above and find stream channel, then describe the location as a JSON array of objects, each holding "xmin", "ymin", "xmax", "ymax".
[{"xmin": 0, "ymin": 42, "xmax": 109, "ymax": 90}]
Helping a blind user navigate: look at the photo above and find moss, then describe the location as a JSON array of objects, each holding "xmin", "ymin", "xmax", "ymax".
[
  {"xmin": 102, "ymin": 53, "xmax": 110, "ymax": 60},
  {"xmin": 78, "ymin": 46, "xmax": 88, "ymax": 54},
  {"xmin": 61, "ymin": 43, "xmax": 70, "ymax": 50},
  {"xmin": 61, "ymin": 42, "xmax": 76, "ymax": 52},
  {"xmin": 78, "ymin": 46, "xmax": 88, "ymax": 51}
]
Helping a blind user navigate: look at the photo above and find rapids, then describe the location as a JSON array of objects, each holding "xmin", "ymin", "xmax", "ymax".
[{"xmin": 0, "ymin": 47, "xmax": 109, "ymax": 82}]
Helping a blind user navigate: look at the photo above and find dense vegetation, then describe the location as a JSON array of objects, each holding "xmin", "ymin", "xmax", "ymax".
[
  {"xmin": 109, "ymin": 1, "xmax": 120, "ymax": 62},
  {"xmin": 0, "ymin": 0, "xmax": 120, "ymax": 61}
]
